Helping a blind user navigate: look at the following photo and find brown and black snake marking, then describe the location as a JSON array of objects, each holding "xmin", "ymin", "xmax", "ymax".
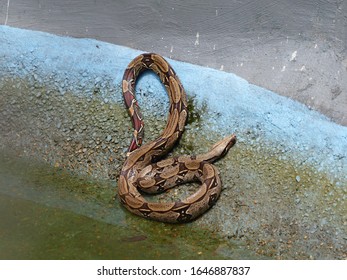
[{"xmin": 118, "ymin": 53, "xmax": 236, "ymax": 223}]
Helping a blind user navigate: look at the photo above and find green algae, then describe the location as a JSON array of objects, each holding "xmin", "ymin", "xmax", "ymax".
[
  {"xmin": 0, "ymin": 152, "xmax": 262, "ymax": 260},
  {"xmin": 186, "ymin": 97, "xmax": 207, "ymax": 126},
  {"xmin": 0, "ymin": 194, "xmax": 228, "ymax": 260},
  {"xmin": 209, "ymin": 139, "xmax": 347, "ymax": 259},
  {"xmin": 0, "ymin": 78, "xmax": 346, "ymax": 259}
]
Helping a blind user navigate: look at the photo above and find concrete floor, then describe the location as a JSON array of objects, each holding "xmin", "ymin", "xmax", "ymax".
[{"xmin": 1, "ymin": 0, "xmax": 346, "ymax": 125}]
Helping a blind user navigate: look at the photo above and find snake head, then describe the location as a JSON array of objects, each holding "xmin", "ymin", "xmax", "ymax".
[{"xmin": 210, "ymin": 134, "xmax": 237, "ymax": 158}]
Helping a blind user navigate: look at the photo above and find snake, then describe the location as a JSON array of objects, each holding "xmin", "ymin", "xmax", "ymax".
[{"xmin": 118, "ymin": 53, "xmax": 236, "ymax": 223}]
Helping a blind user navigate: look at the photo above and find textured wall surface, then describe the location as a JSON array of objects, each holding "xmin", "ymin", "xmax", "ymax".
[
  {"xmin": 0, "ymin": 26, "xmax": 346, "ymax": 259},
  {"xmin": 0, "ymin": 0, "xmax": 346, "ymax": 125}
]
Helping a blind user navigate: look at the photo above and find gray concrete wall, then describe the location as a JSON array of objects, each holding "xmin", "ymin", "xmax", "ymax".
[{"xmin": 1, "ymin": 0, "xmax": 347, "ymax": 125}]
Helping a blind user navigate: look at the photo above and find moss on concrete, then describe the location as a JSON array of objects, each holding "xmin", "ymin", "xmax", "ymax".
[
  {"xmin": 1, "ymin": 78, "xmax": 346, "ymax": 259},
  {"xmin": 0, "ymin": 151, "xmax": 261, "ymax": 260}
]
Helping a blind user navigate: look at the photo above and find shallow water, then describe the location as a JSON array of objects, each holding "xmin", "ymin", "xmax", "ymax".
[{"xmin": 0, "ymin": 152, "xmax": 263, "ymax": 260}]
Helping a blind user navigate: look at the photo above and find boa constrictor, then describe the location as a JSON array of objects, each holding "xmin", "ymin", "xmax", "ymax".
[{"xmin": 118, "ymin": 53, "xmax": 236, "ymax": 223}]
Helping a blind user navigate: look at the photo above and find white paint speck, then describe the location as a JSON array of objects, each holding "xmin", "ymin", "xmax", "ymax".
[
  {"xmin": 290, "ymin": 50, "xmax": 297, "ymax": 61},
  {"xmin": 213, "ymin": 44, "xmax": 216, "ymax": 50},
  {"xmin": 281, "ymin": 66, "xmax": 286, "ymax": 72},
  {"xmin": 314, "ymin": 44, "xmax": 318, "ymax": 49},
  {"xmin": 272, "ymin": 66, "xmax": 275, "ymax": 70},
  {"xmin": 194, "ymin": 32, "xmax": 200, "ymax": 46},
  {"xmin": 216, "ymin": 9, "xmax": 218, "ymax": 16},
  {"xmin": 300, "ymin": 65, "xmax": 306, "ymax": 71},
  {"xmin": 240, "ymin": 63, "xmax": 243, "ymax": 67},
  {"xmin": 170, "ymin": 45, "xmax": 173, "ymax": 53},
  {"xmin": 220, "ymin": 65, "xmax": 224, "ymax": 71},
  {"xmin": 4, "ymin": 0, "xmax": 10, "ymax": 25}
]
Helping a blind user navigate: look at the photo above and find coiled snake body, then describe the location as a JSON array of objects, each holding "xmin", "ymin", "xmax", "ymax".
[{"xmin": 118, "ymin": 53, "xmax": 236, "ymax": 223}]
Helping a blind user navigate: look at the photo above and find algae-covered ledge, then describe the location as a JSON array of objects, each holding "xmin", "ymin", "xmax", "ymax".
[{"xmin": 0, "ymin": 26, "xmax": 346, "ymax": 259}]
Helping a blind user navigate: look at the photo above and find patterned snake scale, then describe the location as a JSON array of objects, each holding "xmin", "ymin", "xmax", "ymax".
[{"xmin": 118, "ymin": 53, "xmax": 237, "ymax": 223}]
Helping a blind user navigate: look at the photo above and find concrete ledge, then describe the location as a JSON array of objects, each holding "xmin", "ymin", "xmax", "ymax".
[
  {"xmin": 2, "ymin": 0, "xmax": 347, "ymax": 125},
  {"xmin": 0, "ymin": 26, "xmax": 346, "ymax": 259},
  {"xmin": 1, "ymin": 26, "xmax": 345, "ymax": 179}
]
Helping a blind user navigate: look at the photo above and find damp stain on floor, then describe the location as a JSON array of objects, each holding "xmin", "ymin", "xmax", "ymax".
[{"xmin": 0, "ymin": 152, "xmax": 263, "ymax": 260}]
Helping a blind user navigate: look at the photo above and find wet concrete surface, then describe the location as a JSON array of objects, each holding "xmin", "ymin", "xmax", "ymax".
[
  {"xmin": 0, "ymin": 153, "xmax": 259, "ymax": 260},
  {"xmin": 0, "ymin": 78, "xmax": 346, "ymax": 259},
  {"xmin": 0, "ymin": 26, "xmax": 346, "ymax": 259},
  {"xmin": 0, "ymin": 0, "xmax": 346, "ymax": 125}
]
